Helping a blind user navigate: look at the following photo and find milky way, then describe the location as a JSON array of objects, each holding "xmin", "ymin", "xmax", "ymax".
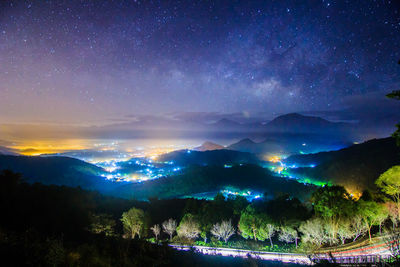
[{"xmin": 0, "ymin": 0, "xmax": 399, "ymax": 124}]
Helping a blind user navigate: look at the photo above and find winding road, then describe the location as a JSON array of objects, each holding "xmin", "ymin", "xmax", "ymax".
[{"xmin": 170, "ymin": 236, "xmax": 393, "ymax": 265}]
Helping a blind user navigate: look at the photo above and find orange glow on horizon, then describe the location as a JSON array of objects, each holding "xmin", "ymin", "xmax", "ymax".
[{"xmin": 268, "ymin": 155, "xmax": 281, "ymax": 163}]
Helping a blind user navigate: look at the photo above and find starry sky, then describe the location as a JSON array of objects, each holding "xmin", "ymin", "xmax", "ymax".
[{"xmin": 0, "ymin": 0, "xmax": 399, "ymax": 127}]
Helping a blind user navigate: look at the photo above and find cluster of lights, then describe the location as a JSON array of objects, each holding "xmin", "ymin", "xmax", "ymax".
[
  {"xmin": 266, "ymin": 155, "xmax": 325, "ymax": 187},
  {"xmin": 220, "ymin": 188, "xmax": 262, "ymax": 201},
  {"xmin": 96, "ymin": 156, "xmax": 183, "ymax": 183}
]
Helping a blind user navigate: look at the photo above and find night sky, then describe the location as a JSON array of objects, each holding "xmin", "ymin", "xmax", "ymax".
[{"xmin": 0, "ymin": 0, "xmax": 399, "ymax": 126}]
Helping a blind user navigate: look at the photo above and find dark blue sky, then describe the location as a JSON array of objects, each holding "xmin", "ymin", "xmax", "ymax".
[{"xmin": 0, "ymin": 0, "xmax": 399, "ymax": 125}]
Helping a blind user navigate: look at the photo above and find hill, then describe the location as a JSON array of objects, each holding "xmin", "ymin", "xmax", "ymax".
[
  {"xmin": 111, "ymin": 164, "xmax": 316, "ymax": 200},
  {"xmin": 0, "ymin": 146, "xmax": 18, "ymax": 156},
  {"xmin": 0, "ymin": 155, "xmax": 115, "ymax": 192},
  {"xmin": 156, "ymin": 149, "xmax": 260, "ymax": 166},
  {"xmin": 284, "ymin": 137, "xmax": 400, "ymax": 194},
  {"xmin": 227, "ymin": 134, "xmax": 351, "ymax": 156},
  {"xmin": 193, "ymin": 141, "xmax": 225, "ymax": 151},
  {"xmin": 266, "ymin": 113, "xmax": 350, "ymax": 134}
]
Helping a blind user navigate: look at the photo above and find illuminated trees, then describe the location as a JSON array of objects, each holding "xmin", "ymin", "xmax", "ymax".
[
  {"xmin": 337, "ymin": 219, "xmax": 353, "ymax": 244},
  {"xmin": 376, "ymin": 166, "xmax": 400, "ymax": 223},
  {"xmin": 279, "ymin": 226, "xmax": 299, "ymax": 248},
  {"xmin": 386, "ymin": 201, "xmax": 400, "ymax": 230},
  {"xmin": 238, "ymin": 206, "xmax": 263, "ymax": 241},
  {"xmin": 162, "ymin": 218, "xmax": 177, "ymax": 241},
  {"xmin": 350, "ymin": 215, "xmax": 368, "ymax": 241},
  {"xmin": 357, "ymin": 200, "xmax": 389, "ymax": 241},
  {"xmin": 90, "ymin": 214, "xmax": 116, "ymax": 236},
  {"xmin": 259, "ymin": 222, "xmax": 276, "ymax": 247},
  {"xmin": 238, "ymin": 206, "xmax": 276, "ymax": 245},
  {"xmin": 151, "ymin": 224, "xmax": 161, "ymax": 240},
  {"xmin": 311, "ymin": 186, "xmax": 354, "ymax": 243},
  {"xmin": 121, "ymin": 207, "xmax": 145, "ymax": 239},
  {"xmin": 239, "ymin": 206, "xmax": 259, "ymax": 240},
  {"xmin": 211, "ymin": 220, "xmax": 235, "ymax": 243},
  {"xmin": 177, "ymin": 214, "xmax": 200, "ymax": 240},
  {"xmin": 299, "ymin": 217, "xmax": 327, "ymax": 246}
]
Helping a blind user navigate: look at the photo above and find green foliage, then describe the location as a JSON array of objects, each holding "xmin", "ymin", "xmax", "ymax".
[
  {"xmin": 227, "ymin": 195, "xmax": 248, "ymax": 215},
  {"xmin": 357, "ymin": 200, "xmax": 389, "ymax": 241},
  {"xmin": 376, "ymin": 166, "xmax": 400, "ymax": 197},
  {"xmin": 299, "ymin": 217, "xmax": 327, "ymax": 246},
  {"xmin": 238, "ymin": 206, "xmax": 260, "ymax": 240},
  {"xmin": 265, "ymin": 195, "xmax": 310, "ymax": 226},
  {"xmin": 177, "ymin": 213, "xmax": 200, "ymax": 240},
  {"xmin": 312, "ymin": 186, "xmax": 354, "ymax": 219},
  {"xmin": 279, "ymin": 226, "xmax": 299, "ymax": 247},
  {"xmin": 376, "ymin": 166, "xmax": 400, "ymax": 223},
  {"xmin": 258, "ymin": 221, "xmax": 276, "ymax": 246},
  {"xmin": 121, "ymin": 207, "xmax": 145, "ymax": 239},
  {"xmin": 238, "ymin": 205, "xmax": 275, "ymax": 243},
  {"xmin": 89, "ymin": 213, "xmax": 116, "ymax": 236}
]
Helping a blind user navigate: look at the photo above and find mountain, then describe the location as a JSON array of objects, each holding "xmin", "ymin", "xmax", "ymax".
[
  {"xmin": 266, "ymin": 113, "xmax": 351, "ymax": 134},
  {"xmin": 111, "ymin": 164, "xmax": 316, "ymax": 200},
  {"xmin": 156, "ymin": 149, "xmax": 260, "ymax": 166},
  {"xmin": 283, "ymin": 137, "xmax": 400, "ymax": 194},
  {"xmin": 0, "ymin": 146, "xmax": 19, "ymax": 156},
  {"xmin": 226, "ymin": 138, "xmax": 257, "ymax": 152},
  {"xmin": 0, "ymin": 155, "xmax": 115, "ymax": 192},
  {"xmin": 227, "ymin": 134, "xmax": 351, "ymax": 156},
  {"xmin": 193, "ymin": 141, "xmax": 225, "ymax": 151}
]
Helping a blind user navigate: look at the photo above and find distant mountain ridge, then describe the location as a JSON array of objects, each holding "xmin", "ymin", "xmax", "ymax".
[
  {"xmin": 266, "ymin": 113, "xmax": 351, "ymax": 134},
  {"xmin": 227, "ymin": 133, "xmax": 351, "ymax": 156},
  {"xmin": 157, "ymin": 149, "xmax": 260, "ymax": 166},
  {"xmin": 0, "ymin": 146, "xmax": 19, "ymax": 156},
  {"xmin": 0, "ymin": 155, "xmax": 115, "ymax": 192}
]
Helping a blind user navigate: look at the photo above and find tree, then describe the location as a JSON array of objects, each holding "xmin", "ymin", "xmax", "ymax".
[
  {"xmin": 258, "ymin": 222, "xmax": 276, "ymax": 247},
  {"xmin": 311, "ymin": 186, "xmax": 354, "ymax": 242},
  {"xmin": 150, "ymin": 224, "xmax": 161, "ymax": 240},
  {"xmin": 279, "ymin": 226, "xmax": 299, "ymax": 248},
  {"xmin": 238, "ymin": 206, "xmax": 262, "ymax": 241},
  {"xmin": 177, "ymin": 214, "xmax": 200, "ymax": 240},
  {"xmin": 90, "ymin": 214, "xmax": 116, "ymax": 236},
  {"xmin": 211, "ymin": 220, "xmax": 235, "ymax": 243},
  {"xmin": 357, "ymin": 200, "xmax": 388, "ymax": 241},
  {"xmin": 121, "ymin": 207, "xmax": 145, "ymax": 239},
  {"xmin": 386, "ymin": 201, "xmax": 400, "ymax": 230},
  {"xmin": 162, "ymin": 218, "xmax": 177, "ymax": 241},
  {"xmin": 376, "ymin": 166, "xmax": 400, "ymax": 222},
  {"xmin": 299, "ymin": 217, "xmax": 327, "ymax": 246},
  {"xmin": 350, "ymin": 215, "xmax": 368, "ymax": 241},
  {"xmin": 337, "ymin": 219, "xmax": 353, "ymax": 244}
]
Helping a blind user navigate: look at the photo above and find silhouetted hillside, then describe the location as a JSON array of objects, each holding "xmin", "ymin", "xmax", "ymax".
[
  {"xmin": 112, "ymin": 164, "xmax": 316, "ymax": 200},
  {"xmin": 228, "ymin": 134, "xmax": 351, "ymax": 156},
  {"xmin": 193, "ymin": 141, "xmax": 224, "ymax": 151},
  {"xmin": 157, "ymin": 149, "xmax": 260, "ymax": 166},
  {"xmin": 0, "ymin": 146, "xmax": 18, "ymax": 156},
  {"xmin": 0, "ymin": 155, "xmax": 115, "ymax": 192},
  {"xmin": 266, "ymin": 113, "xmax": 350, "ymax": 134},
  {"xmin": 284, "ymin": 137, "xmax": 400, "ymax": 193}
]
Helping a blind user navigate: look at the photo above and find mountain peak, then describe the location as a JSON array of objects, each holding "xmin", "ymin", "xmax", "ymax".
[
  {"xmin": 272, "ymin": 113, "xmax": 328, "ymax": 123},
  {"xmin": 194, "ymin": 141, "xmax": 224, "ymax": 151}
]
